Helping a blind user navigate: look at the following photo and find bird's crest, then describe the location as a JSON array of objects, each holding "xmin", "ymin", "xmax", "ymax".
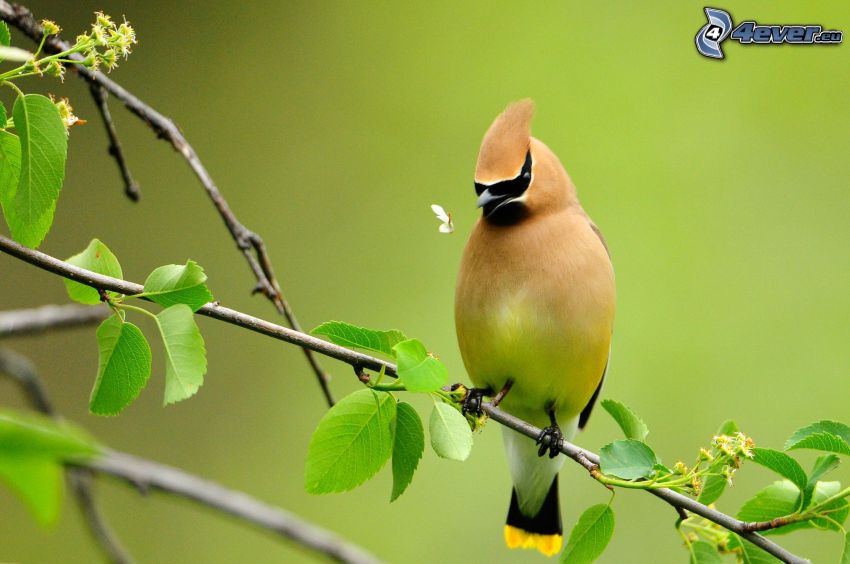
[{"xmin": 475, "ymin": 99, "xmax": 534, "ymax": 184}]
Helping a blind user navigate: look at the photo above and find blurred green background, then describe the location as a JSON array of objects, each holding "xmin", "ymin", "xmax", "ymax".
[{"xmin": 1, "ymin": 1, "xmax": 849, "ymax": 562}]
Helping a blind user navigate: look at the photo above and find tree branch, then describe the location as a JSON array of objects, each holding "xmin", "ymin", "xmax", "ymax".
[
  {"xmin": 0, "ymin": 0, "xmax": 335, "ymax": 407},
  {"xmin": 89, "ymin": 83, "xmax": 140, "ymax": 202},
  {"xmin": 0, "ymin": 233, "xmax": 809, "ymax": 563},
  {"xmin": 0, "ymin": 348, "xmax": 132, "ymax": 563},
  {"xmin": 0, "ymin": 347, "xmax": 378, "ymax": 564},
  {"xmin": 81, "ymin": 450, "xmax": 379, "ymax": 564},
  {"xmin": 0, "ymin": 303, "xmax": 110, "ymax": 338}
]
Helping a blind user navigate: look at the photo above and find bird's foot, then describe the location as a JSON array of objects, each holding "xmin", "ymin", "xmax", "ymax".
[
  {"xmin": 456, "ymin": 385, "xmax": 490, "ymax": 416},
  {"xmin": 536, "ymin": 425, "xmax": 563, "ymax": 459}
]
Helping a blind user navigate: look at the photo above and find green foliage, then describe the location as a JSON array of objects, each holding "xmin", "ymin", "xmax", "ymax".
[
  {"xmin": 7, "ymin": 94, "xmax": 67, "ymax": 248},
  {"xmin": 688, "ymin": 540, "xmax": 721, "ymax": 564},
  {"xmin": 804, "ymin": 454, "xmax": 840, "ymax": 509},
  {"xmin": 750, "ymin": 448, "xmax": 807, "ymax": 492},
  {"xmin": 737, "ymin": 537, "xmax": 780, "ymax": 563},
  {"xmin": 0, "ymin": 410, "xmax": 99, "ymax": 525},
  {"xmin": 304, "ymin": 390, "xmax": 396, "ymax": 494},
  {"xmin": 64, "ymin": 238, "xmax": 123, "ymax": 304},
  {"xmin": 0, "ymin": 129, "xmax": 21, "ymax": 232},
  {"xmin": 600, "ymin": 399, "xmax": 648, "ymax": 442},
  {"xmin": 140, "ymin": 260, "xmax": 213, "ymax": 311},
  {"xmin": 391, "ymin": 402, "xmax": 424, "ymax": 501},
  {"xmin": 429, "ymin": 402, "xmax": 472, "ymax": 461},
  {"xmin": 90, "ymin": 314, "xmax": 152, "ymax": 416},
  {"xmin": 599, "ymin": 439, "xmax": 658, "ymax": 480},
  {"xmin": 698, "ymin": 420, "xmax": 739, "ymax": 505},
  {"xmin": 311, "ymin": 320, "xmax": 407, "ymax": 358},
  {"xmin": 394, "ymin": 338, "xmax": 447, "ymax": 392},
  {"xmin": 785, "ymin": 420, "xmax": 850, "ymax": 455},
  {"xmin": 737, "ymin": 480, "xmax": 848, "ymax": 534},
  {"xmin": 0, "ymin": 21, "xmax": 9, "ymax": 49},
  {"xmin": 561, "ymin": 504, "xmax": 614, "ymax": 564},
  {"xmin": 156, "ymin": 305, "xmax": 207, "ymax": 405}
]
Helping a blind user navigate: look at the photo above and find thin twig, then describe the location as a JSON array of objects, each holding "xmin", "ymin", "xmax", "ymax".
[
  {"xmin": 0, "ymin": 303, "xmax": 110, "ymax": 338},
  {"xmin": 0, "ymin": 0, "xmax": 334, "ymax": 407},
  {"xmin": 0, "ymin": 348, "xmax": 132, "ymax": 563},
  {"xmin": 89, "ymin": 83, "xmax": 139, "ymax": 201},
  {"xmin": 0, "ymin": 234, "xmax": 809, "ymax": 563},
  {"xmin": 82, "ymin": 450, "xmax": 379, "ymax": 564}
]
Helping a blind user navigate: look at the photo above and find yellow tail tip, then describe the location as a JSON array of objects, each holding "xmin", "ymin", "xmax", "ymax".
[{"xmin": 504, "ymin": 525, "xmax": 563, "ymax": 557}]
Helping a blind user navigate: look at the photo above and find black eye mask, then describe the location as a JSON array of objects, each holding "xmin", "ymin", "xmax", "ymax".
[{"xmin": 474, "ymin": 149, "xmax": 532, "ymax": 198}]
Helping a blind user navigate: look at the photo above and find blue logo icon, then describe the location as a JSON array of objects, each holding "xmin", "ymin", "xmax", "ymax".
[
  {"xmin": 695, "ymin": 7, "xmax": 843, "ymax": 60},
  {"xmin": 695, "ymin": 8, "xmax": 733, "ymax": 58}
]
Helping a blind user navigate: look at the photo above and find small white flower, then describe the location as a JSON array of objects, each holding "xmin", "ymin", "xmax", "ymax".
[{"xmin": 431, "ymin": 204, "xmax": 454, "ymax": 234}]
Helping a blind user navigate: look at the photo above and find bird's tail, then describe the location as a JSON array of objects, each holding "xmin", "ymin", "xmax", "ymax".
[{"xmin": 504, "ymin": 476, "xmax": 562, "ymax": 557}]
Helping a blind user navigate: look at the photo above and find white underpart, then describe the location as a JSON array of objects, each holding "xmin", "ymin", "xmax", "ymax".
[{"xmin": 502, "ymin": 417, "xmax": 578, "ymax": 517}]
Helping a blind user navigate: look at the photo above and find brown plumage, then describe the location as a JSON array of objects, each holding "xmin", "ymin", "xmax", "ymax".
[{"xmin": 454, "ymin": 99, "xmax": 615, "ymax": 556}]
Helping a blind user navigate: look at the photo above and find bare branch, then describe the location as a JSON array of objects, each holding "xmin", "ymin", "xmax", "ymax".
[
  {"xmin": 0, "ymin": 348, "xmax": 132, "ymax": 563},
  {"xmin": 0, "ymin": 234, "xmax": 809, "ymax": 563},
  {"xmin": 89, "ymin": 83, "xmax": 140, "ymax": 202},
  {"xmin": 0, "ymin": 303, "xmax": 110, "ymax": 338},
  {"xmin": 82, "ymin": 450, "xmax": 379, "ymax": 564},
  {"xmin": 0, "ymin": 0, "xmax": 334, "ymax": 406}
]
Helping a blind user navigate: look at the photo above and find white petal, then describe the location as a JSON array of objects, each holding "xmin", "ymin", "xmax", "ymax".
[
  {"xmin": 439, "ymin": 223, "xmax": 454, "ymax": 234},
  {"xmin": 431, "ymin": 204, "xmax": 450, "ymax": 222}
]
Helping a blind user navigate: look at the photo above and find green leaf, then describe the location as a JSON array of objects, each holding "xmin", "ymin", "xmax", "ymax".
[
  {"xmin": 0, "ymin": 101, "xmax": 7, "ymax": 128},
  {"xmin": 141, "ymin": 260, "xmax": 213, "ymax": 311},
  {"xmin": 0, "ymin": 129, "xmax": 21, "ymax": 232},
  {"xmin": 689, "ymin": 540, "xmax": 721, "ymax": 564},
  {"xmin": 390, "ymin": 402, "xmax": 424, "ymax": 501},
  {"xmin": 717, "ymin": 420, "xmax": 739, "ymax": 435},
  {"xmin": 0, "ymin": 21, "xmax": 10, "ymax": 48},
  {"xmin": 599, "ymin": 439, "xmax": 658, "ymax": 480},
  {"xmin": 305, "ymin": 389, "xmax": 396, "ymax": 494},
  {"xmin": 63, "ymin": 239, "xmax": 123, "ymax": 304},
  {"xmin": 0, "ymin": 409, "xmax": 100, "ymax": 526},
  {"xmin": 738, "ymin": 537, "xmax": 781, "ymax": 563},
  {"xmin": 698, "ymin": 472, "xmax": 728, "ymax": 506},
  {"xmin": 90, "ymin": 314, "xmax": 152, "ymax": 416},
  {"xmin": 751, "ymin": 448, "xmax": 807, "ymax": 491},
  {"xmin": 737, "ymin": 480, "xmax": 848, "ymax": 534},
  {"xmin": 393, "ymin": 339, "xmax": 447, "ymax": 393},
  {"xmin": 0, "ymin": 409, "xmax": 99, "ymax": 459},
  {"xmin": 600, "ymin": 399, "xmax": 648, "ymax": 441},
  {"xmin": 155, "ymin": 304, "xmax": 207, "ymax": 405},
  {"xmin": 803, "ymin": 454, "xmax": 840, "ymax": 509},
  {"xmin": 842, "ymin": 531, "xmax": 850, "ymax": 564},
  {"xmin": 561, "ymin": 504, "xmax": 615, "ymax": 564},
  {"xmin": 429, "ymin": 402, "xmax": 472, "ymax": 461},
  {"xmin": 311, "ymin": 321, "xmax": 407, "ymax": 358},
  {"xmin": 10, "ymin": 94, "xmax": 68, "ymax": 248},
  {"xmin": 0, "ymin": 456, "xmax": 62, "ymax": 526},
  {"xmin": 785, "ymin": 420, "xmax": 850, "ymax": 455}
]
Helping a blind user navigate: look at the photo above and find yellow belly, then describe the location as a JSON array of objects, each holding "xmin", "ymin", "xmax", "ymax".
[{"xmin": 454, "ymin": 212, "xmax": 615, "ymax": 428}]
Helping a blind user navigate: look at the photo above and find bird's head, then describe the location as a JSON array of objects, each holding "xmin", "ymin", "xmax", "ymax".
[{"xmin": 474, "ymin": 99, "xmax": 576, "ymax": 224}]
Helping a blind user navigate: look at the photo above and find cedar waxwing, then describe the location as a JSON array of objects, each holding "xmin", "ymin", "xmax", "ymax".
[{"xmin": 454, "ymin": 100, "xmax": 615, "ymax": 557}]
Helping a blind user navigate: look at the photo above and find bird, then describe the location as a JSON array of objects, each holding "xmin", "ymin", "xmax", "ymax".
[{"xmin": 454, "ymin": 99, "xmax": 615, "ymax": 557}]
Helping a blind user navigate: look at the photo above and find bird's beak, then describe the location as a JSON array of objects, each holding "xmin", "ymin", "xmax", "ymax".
[{"xmin": 476, "ymin": 188, "xmax": 512, "ymax": 211}]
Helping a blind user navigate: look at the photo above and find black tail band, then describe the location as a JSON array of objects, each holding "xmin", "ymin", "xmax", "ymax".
[{"xmin": 506, "ymin": 476, "xmax": 562, "ymax": 535}]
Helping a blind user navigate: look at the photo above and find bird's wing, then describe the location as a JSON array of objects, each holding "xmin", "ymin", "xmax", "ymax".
[
  {"xmin": 578, "ymin": 216, "xmax": 612, "ymax": 430},
  {"xmin": 578, "ymin": 352, "xmax": 608, "ymax": 429}
]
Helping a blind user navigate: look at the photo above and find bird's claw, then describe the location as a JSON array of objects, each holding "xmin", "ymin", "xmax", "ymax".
[
  {"xmin": 459, "ymin": 386, "xmax": 488, "ymax": 416},
  {"xmin": 536, "ymin": 425, "xmax": 563, "ymax": 459}
]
